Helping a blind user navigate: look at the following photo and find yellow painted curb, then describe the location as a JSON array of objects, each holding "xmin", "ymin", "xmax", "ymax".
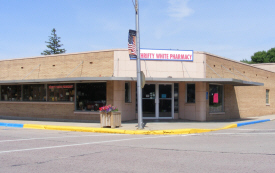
[
  {"xmin": 24, "ymin": 124, "xmax": 46, "ymax": 130},
  {"xmin": 220, "ymin": 124, "xmax": 237, "ymax": 129},
  {"xmin": 22, "ymin": 123, "xmax": 239, "ymax": 135}
]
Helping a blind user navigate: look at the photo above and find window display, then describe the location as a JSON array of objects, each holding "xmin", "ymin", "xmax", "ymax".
[
  {"xmin": 209, "ymin": 84, "xmax": 223, "ymax": 112},
  {"xmin": 48, "ymin": 84, "xmax": 74, "ymax": 102},
  {"xmin": 1, "ymin": 85, "xmax": 21, "ymax": 101},
  {"xmin": 76, "ymin": 83, "xmax": 106, "ymax": 111},
  {"xmin": 23, "ymin": 84, "xmax": 46, "ymax": 101}
]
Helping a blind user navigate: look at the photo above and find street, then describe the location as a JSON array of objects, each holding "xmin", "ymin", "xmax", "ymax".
[{"xmin": 1, "ymin": 121, "xmax": 275, "ymax": 173}]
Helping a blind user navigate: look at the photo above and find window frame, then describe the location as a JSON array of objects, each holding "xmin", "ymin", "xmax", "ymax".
[
  {"xmin": 22, "ymin": 84, "xmax": 47, "ymax": 102},
  {"xmin": 266, "ymin": 89, "xmax": 270, "ymax": 105},
  {"xmin": 125, "ymin": 82, "xmax": 132, "ymax": 103},
  {"xmin": 0, "ymin": 85, "xmax": 22, "ymax": 101},
  {"xmin": 47, "ymin": 83, "xmax": 75, "ymax": 102},
  {"xmin": 76, "ymin": 82, "xmax": 106, "ymax": 111},
  {"xmin": 186, "ymin": 83, "xmax": 196, "ymax": 103},
  {"xmin": 209, "ymin": 84, "xmax": 224, "ymax": 113}
]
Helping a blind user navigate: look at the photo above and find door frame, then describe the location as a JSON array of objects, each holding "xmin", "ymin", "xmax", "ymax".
[{"xmin": 143, "ymin": 83, "xmax": 174, "ymax": 119}]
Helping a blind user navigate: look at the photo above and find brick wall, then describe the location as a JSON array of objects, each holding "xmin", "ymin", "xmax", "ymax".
[
  {"xmin": 0, "ymin": 50, "xmax": 116, "ymax": 121},
  {"xmin": 206, "ymin": 54, "xmax": 275, "ymax": 120},
  {"xmin": 0, "ymin": 50, "xmax": 114, "ymax": 80},
  {"xmin": 0, "ymin": 102, "xmax": 101, "ymax": 121}
]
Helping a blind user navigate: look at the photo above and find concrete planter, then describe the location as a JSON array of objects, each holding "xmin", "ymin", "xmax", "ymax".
[{"xmin": 100, "ymin": 111, "xmax": 121, "ymax": 128}]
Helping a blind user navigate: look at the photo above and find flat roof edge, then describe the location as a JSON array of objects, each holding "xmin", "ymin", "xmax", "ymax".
[
  {"xmin": 0, "ymin": 77, "xmax": 263, "ymax": 86},
  {"xmin": 0, "ymin": 49, "xmax": 128, "ymax": 62},
  {"xmin": 194, "ymin": 51, "xmax": 275, "ymax": 74}
]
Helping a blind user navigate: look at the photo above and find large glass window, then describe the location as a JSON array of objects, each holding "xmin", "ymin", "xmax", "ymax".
[
  {"xmin": 23, "ymin": 84, "xmax": 46, "ymax": 101},
  {"xmin": 48, "ymin": 84, "xmax": 74, "ymax": 102},
  {"xmin": 209, "ymin": 84, "xmax": 224, "ymax": 112},
  {"xmin": 186, "ymin": 84, "xmax": 195, "ymax": 103},
  {"xmin": 76, "ymin": 83, "xmax": 106, "ymax": 111},
  {"xmin": 1, "ymin": 85, "xmax": 21, "ymax": 101}
]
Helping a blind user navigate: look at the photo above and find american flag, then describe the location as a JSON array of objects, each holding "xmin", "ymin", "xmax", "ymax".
[{"xmin": 128, "ymin": 30, "xmax": 137, "ymax": 55}]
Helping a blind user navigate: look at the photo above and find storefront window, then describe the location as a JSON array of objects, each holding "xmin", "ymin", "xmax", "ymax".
[
  {"xmin": 209, "ymin": 84, "xmax": 223, "ymax": 112},
  {"xmin": 186, "ymin": 84, "xmax": 195, "ymax": 103},
  {"xmin": 76, "ymin": 83, "xmax": 106, "ymax": 111},
  {"xmin": 174, "ymin": 83, "xmax": 179, "ymax": 113},
  {"xmin": 1, "ymin": 85, "xmax": 21, "ymax": 101},
  {"xmin": 23, "ymin": 84, "xmax": 46, "ymax": 101},
  {"xmin": 48, "ymin": 84, "xmax": 74, "ymax": 102},
  {"xmin": 125, "ymin": 82, "xmax": 131, "ymax": 103},
  {"xmin": 266, "ymin": 89, "xmax": 270, "ymax": 105}
]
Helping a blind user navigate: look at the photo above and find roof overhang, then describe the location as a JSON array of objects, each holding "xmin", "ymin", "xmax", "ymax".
[
  {"xmin": 0, "ymin": 77, "xmax": 263, "ymax": 86},
  {"xmin": 144, "ymin": 78, "xmax": 263, "ymax": 86}
]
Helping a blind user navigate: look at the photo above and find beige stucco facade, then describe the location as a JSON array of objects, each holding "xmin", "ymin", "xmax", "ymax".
[
  {"xmin": 113, "ymin": 50, "xmax": 206, "ymax": 78},
  {"xmin": 0, "ymin": 49, "xmax": 274, "ymax": 122}
]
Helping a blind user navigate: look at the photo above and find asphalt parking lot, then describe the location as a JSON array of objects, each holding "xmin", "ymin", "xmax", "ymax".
[{"xmin": 1, "ymin": 120, "xmax": 275, "ymax": 173}]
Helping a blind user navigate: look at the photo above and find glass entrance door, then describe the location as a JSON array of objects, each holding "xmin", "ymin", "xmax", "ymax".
[
  {"xmin": 142, "ymin": 84, "xmax": 173, "ymax": 119},
  {"xmin": 142, "ymin": 84, "xmax": 156, "ymax": 118},
  {"xmin": 159, "ymin": 84, "xmax": 172, "ymax": 118}
]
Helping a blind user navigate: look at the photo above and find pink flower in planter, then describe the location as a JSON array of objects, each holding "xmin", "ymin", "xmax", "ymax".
[{"xmin": 99, "ymin": 105, "xmax": 118, "ymax": 113}]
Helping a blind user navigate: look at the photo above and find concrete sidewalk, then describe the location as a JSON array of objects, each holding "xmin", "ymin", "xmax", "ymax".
[{"xmin": 1, "ymin": 114, "xmax": 274, "ymax": 135}]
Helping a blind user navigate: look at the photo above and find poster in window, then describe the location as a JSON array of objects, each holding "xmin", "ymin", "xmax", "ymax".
[{"xmin": 213, "ymin": 93, "xmax": 219, "ymax": 103}]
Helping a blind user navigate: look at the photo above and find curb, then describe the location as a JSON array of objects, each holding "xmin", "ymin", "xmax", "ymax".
[
  {"xmin": 0, "ymin": 122, "xmax": 24, "ymax": 128},
  {"xmin": 0, "ymin": 119, "xmax": 271, "ymax": 135},
  {"xmin": 236, "ymin": 119, "xmax": 270, "ymax": 127}
]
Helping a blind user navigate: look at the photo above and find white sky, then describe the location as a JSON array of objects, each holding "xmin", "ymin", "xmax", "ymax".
[{"xmin": 0, "ymin": 0, "xmax": 274, "ymax": 61}]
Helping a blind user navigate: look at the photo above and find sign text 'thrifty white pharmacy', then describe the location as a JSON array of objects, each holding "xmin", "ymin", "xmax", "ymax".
[{"xmin": 130, "ymin": 49, "xmax": 193, "ymax": 61}]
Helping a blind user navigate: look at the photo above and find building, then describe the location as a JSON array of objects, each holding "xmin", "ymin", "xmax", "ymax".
[
  {"xmin": 251, "ymin": 63, "xmax": 275, "ymax": 73},
  {"xmin": 0, "ymin": 49, "xmax": 274, "ymax": 122}
]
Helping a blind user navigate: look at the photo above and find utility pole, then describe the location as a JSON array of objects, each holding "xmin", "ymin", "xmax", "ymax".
[{"xmin": 135, "ymin": 0, "xmax": 143, "ymax": 129}]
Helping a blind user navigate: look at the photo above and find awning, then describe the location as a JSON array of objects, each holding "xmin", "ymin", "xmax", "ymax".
[
  {"xmin": 0, "ymin": 77, "xmax": 263, "ymax": 86},
  {"xmin": 144, "ymin": 78, "xmax": 263, "ymax": 86}
]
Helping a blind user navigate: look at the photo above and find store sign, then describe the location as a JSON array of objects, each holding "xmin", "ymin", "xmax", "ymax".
[
  {"xmin": 49, "ymin": 85, "xmax": 74, "ymax": 89},
  {"xmin": 130, "ymin": 49, "xmax": 193, "ymax": 61}
]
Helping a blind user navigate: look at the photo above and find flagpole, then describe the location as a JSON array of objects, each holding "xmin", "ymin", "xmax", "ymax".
[{"xmin": 135, "ymin": 0, "xmax": 143, "ymax": 129}]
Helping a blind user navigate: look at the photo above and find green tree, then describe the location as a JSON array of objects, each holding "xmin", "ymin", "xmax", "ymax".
[
  {"xmin": 266, "ymin": 48, "xmax": 275, "ymax": 62},
  {"xmin": 240, "ymin": 59, "xmax": 254, "ymax": 64},
  {"xmin": 41, "ymin": 28, "xmax": 66, "ymax": 55},
  {"xmin": 251, "ymin": 50, "xmax": 267, "ymax": 63},
  {"xmin": 242, "ymin": 47, "xmax": 275, "ymax": 64}
]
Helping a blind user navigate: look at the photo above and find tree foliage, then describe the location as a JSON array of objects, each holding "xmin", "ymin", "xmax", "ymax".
[
  {"xmin": 251, "ymin": 51, "xmax": 267, "ymax": 63},
  {"xmin": 266, "ymin": 48, "xmax": 275, "ymax": 62},
  {"xmin": 241, "ymin": 47, "xmax": 275, "ymax": 64},
  {"xmin": 41, "ymin": 28, "xmax": 66, "ymax": 55},
  {"xmin": 240, "ymin": 59, "xmax": 254, "ymax": 64}
]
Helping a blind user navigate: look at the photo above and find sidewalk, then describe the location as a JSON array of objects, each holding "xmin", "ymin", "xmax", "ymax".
[{"xmin": 1, "ymin": 114, "xmax": 274, "ymax": 135}]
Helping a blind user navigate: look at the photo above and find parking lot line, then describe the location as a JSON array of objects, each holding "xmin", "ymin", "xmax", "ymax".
[
  {"xmin": 205, "ymin": 133, "xmax": 275, "ymax": 135},
  {"xmin": 0, "ymin": 135, "xmax": 186, "ymax": 154},
  {"xmin": 0, "ymin": 133, "xmax": 127, "ymax": 143},
  {"xmin": 230, "ymin": 129, "xmax": 275, "ymax": 131}
]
